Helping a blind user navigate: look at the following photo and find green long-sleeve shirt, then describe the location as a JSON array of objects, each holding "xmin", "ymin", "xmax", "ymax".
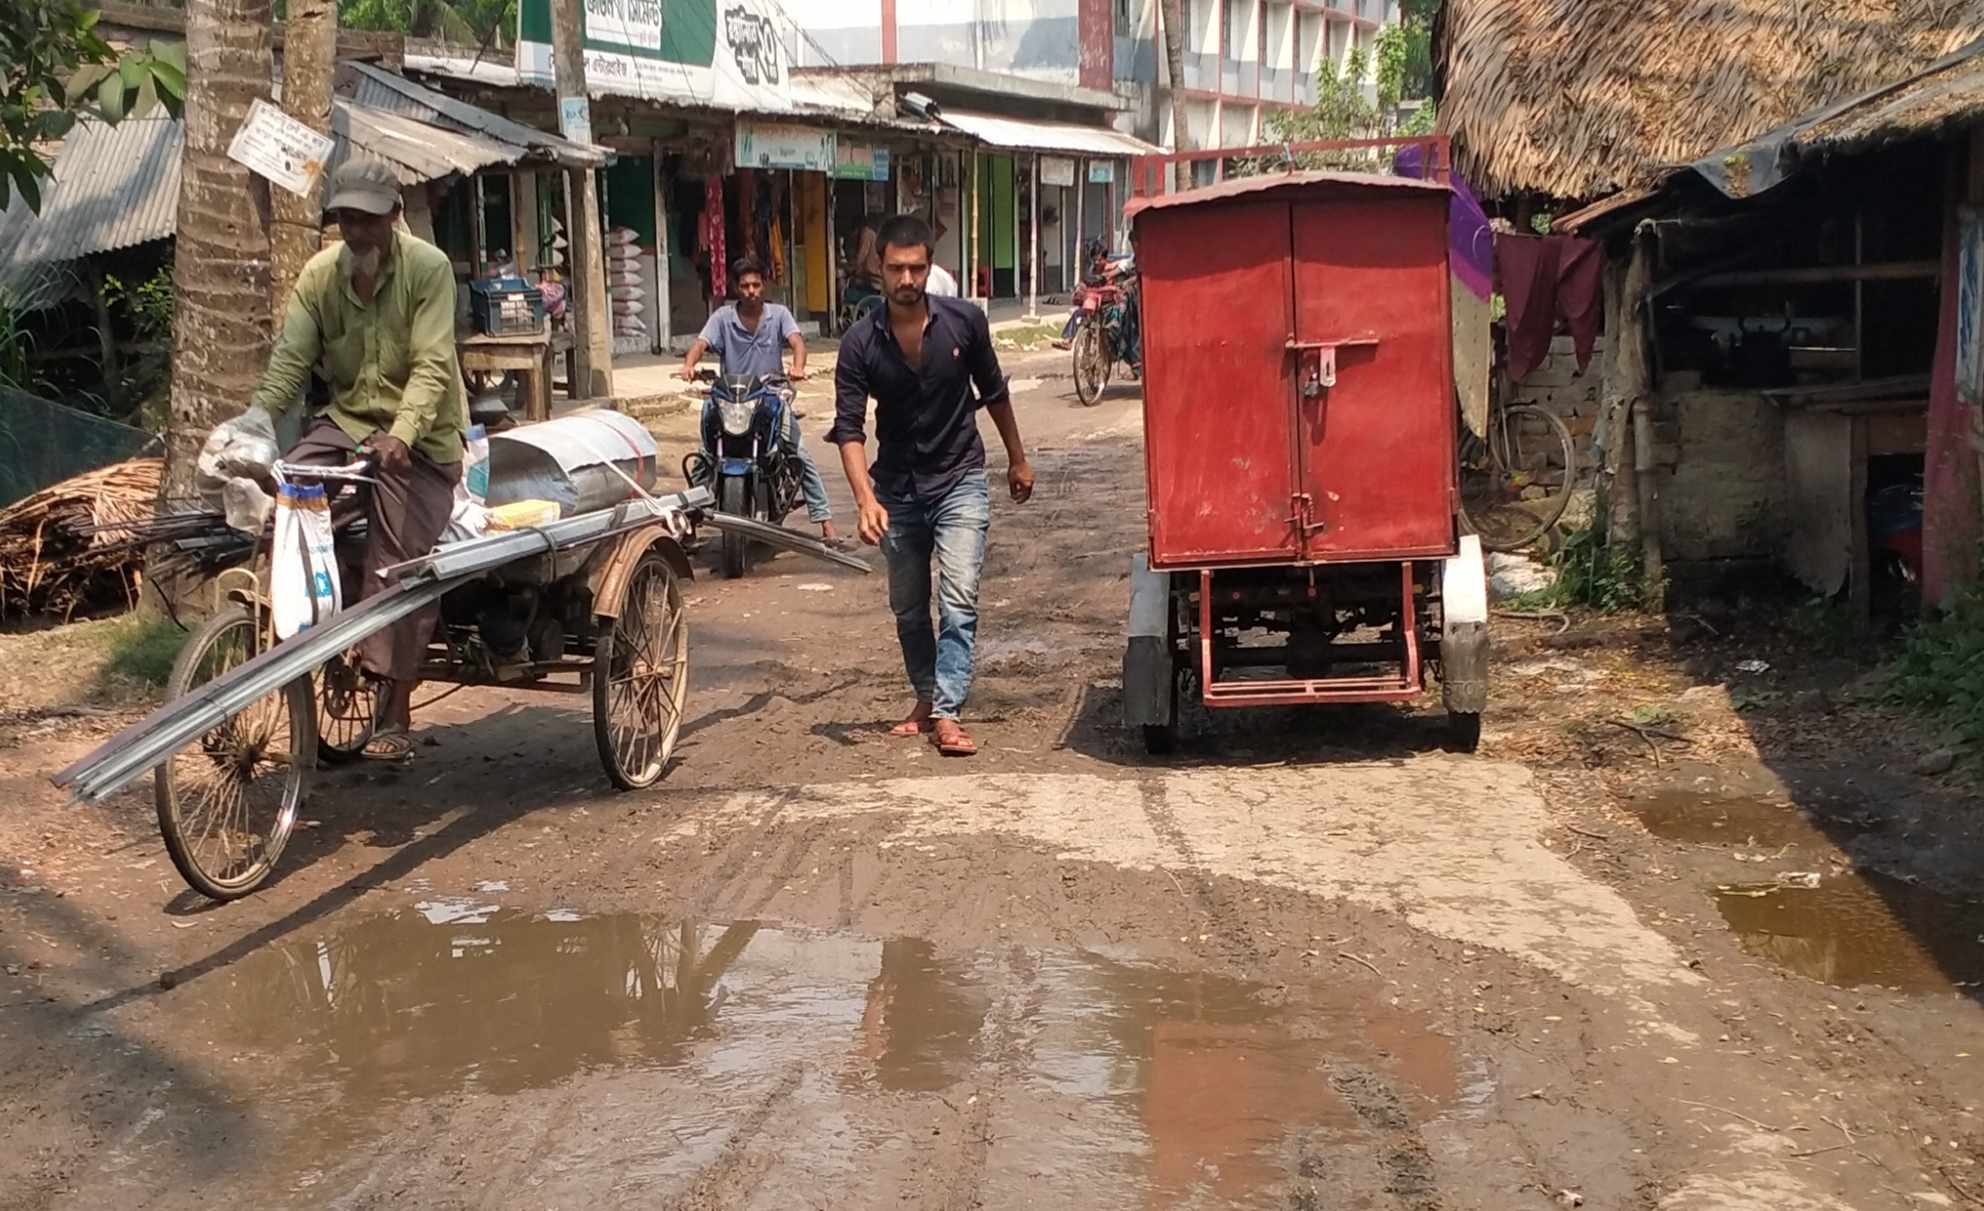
[{"xmin": 251, "ymin": 228, "xmax": 466, "ymax": 464}]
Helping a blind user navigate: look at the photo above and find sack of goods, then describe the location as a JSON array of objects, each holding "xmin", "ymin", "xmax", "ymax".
[
  {"xmin": 608, "ymin": 269, "xmax": 642, "ymax": 287},
  {"xmin": 609, "ymin": 284, "xmax": 647, "ymax": 303},
  {"xmin": 271, "ymin": 480, "xmax": 341, "ymax": 639},
  {"xmin": 606, "ymin": 226, "xmax": 640, "ymax": 248},
  {"xmin": 486, "ymin": 409, "xmax": 660, "ymax": 516},
  {"xmin": 611, "ymin": 298, "xmax": 645, "ymax": 317}
]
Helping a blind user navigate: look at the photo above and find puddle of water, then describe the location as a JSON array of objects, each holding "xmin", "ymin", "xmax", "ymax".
[
  {"xmin": 1714, "ymin": 874, "xmax": 1984, "ymax": 993},
  {"xmin": 181, "ymin": 910, "xmax": 1455, "ymax": 1204},
  {"xmin": 1630, "ymin": 789, "xmax": 1818, "ymax": 847}
]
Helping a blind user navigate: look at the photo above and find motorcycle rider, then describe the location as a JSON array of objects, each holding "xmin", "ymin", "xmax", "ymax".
[{"xmin": 678, "ymin": 255, "xmax": 845, "ymax": 548}]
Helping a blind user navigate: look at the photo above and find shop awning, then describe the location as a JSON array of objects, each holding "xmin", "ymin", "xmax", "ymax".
[
  {"xmin": 933, "ymin": 109, "xmax": 1161, "ymax": 159},
  {"xmin": 345, "ymin": 60, "xmax": 609, "ymax": 168}
]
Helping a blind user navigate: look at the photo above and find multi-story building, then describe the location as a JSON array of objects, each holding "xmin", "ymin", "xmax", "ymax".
[{"xmin": 773, "ymin": 0, "xmax": 1401, "ymax": 155}]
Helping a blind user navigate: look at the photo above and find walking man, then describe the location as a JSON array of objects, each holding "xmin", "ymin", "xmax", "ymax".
[
  {"xmin": 679, "ymin": 255, "xmax": 844, "ymax": 547},
  {"xmin": 829, "ymin": 215, "xmax": 1035, "ymax": 756}
]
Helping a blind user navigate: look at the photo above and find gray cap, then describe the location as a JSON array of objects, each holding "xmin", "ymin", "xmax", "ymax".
[{"xmin": 323, "ymin": 156, "xmax": 401, "ymax": 216}]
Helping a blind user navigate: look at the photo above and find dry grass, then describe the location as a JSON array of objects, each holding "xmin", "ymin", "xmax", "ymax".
[
  {"xmin": 1437, "ymin": 0, "xmax": 1984, "ymax": 199},
  {"xmin": 0, "ymin": 459, "xmax": 163, "ymax": 621}
]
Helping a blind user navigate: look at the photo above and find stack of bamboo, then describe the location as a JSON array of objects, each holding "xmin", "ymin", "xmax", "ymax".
[{"xmin": 0, "ymin": 459, "xmax": 164, "ymax": 620}]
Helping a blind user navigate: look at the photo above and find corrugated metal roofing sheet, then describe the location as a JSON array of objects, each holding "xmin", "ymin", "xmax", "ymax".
[
  {"xmin": 0, "ymin": 117, "xmax": 181, "ymax": 268},
  {"xmin": 0, "ymin": 67, "xmax": 585, "ymax": 290},
  {"xmin": 936, "ymin": 108, "xmax": 1161, "ymax": 158},
  {"xmin": 1685, "ymin": 35, "xmax": 1984, "ymax": 199},
  {"xmin": 330, "ymin": 100, "xmax": 522, "ymax": 184},
  {"xmin": 346, "ymin": 60, "xmax": 607, "ymax": 167},
  {"xmin": 1124, "ymin": 169, "xmax": 1448, "ymax": 219}
]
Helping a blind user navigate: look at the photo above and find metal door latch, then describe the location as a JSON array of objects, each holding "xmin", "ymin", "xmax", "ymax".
[{"xmin": 1287, "ymin": 336, "xmax": 1378, "ymax": 399}]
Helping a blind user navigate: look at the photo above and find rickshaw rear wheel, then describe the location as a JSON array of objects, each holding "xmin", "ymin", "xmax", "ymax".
[
  {"xmin": 314, "ymin": 652, "xmax": 377, "ymax": 764},
  {"xmin": 593, "ymin": 551, "xmax": 689, "ymax": 790},
  {"xmin": 1446, "ymin": 710, "xmax": 1482, "ymax": 753},
  {"xmin": 154, "ymin": 607, "xmax": 313, "ymax": 901}
]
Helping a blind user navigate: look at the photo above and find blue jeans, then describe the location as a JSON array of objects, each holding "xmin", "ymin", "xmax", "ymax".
[
  {"xmin": 786, "ymin": 413, "xmax": 832, "ymax": 525},
  {"xmin": 881, "ymin": 473, "xmax": 990, "ymax": 720}
]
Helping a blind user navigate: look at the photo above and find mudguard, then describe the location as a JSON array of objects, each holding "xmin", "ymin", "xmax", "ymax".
[
  {"xmin": 1440, "ymin": 534, "xmax": 1490, "ymax": 713},
  {"xmin": 1122, "ymin": 553, "xmax": 1175, "ymax": 728}
]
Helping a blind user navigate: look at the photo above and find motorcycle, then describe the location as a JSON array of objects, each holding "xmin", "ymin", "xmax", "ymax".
[{"xmin": 681, "ymin": 371, "xmax": 804, "ymax": 579}]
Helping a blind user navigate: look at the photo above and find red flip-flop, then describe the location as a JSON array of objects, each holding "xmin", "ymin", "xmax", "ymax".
[{"xmin": 931, "ymin": 722, "xmax": 977, "ymax": 757}]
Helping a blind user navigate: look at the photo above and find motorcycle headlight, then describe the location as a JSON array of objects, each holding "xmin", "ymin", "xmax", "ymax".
[{"xmin": 718, "ymin": 399, "xmax": 755, "ymax": 436}]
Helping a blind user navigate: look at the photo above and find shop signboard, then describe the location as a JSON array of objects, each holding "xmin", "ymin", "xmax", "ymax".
[
  {"xmin": 736, "ymin": 122, "xmax": 834, "ymax": 171},
  {"xmin": 832, "ymin": 141, "xmax": 891, "ymax": 181},
  {"xmin": 516, "ymin": 0, "xmax": 795, "ymax": 113},
  {"xmin": 1039, "ymin": 156, "xmax": 1076, "ymax": 188},
  {"xmin": 1087, "ymin": 159, "xmax": 1116, "ymax": 184}
]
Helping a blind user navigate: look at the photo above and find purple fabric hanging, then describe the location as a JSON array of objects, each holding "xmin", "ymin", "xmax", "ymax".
[{"xmin": 1394, "ymin": 143, "xmax": 1494, "ymax": 302}]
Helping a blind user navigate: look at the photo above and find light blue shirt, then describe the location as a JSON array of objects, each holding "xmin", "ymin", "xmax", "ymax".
[{"xmin": 699, "ymin": 302, "xmax": 798, "ymax": 378}]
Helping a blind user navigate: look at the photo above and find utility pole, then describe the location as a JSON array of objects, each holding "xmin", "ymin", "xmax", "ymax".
[
  {"xmin": 270, "ymin": 0, "xmax": 335, "ymax": 322},
  {"xmin": 549, "ymin": 0, "xmax": 613, "ymax": 399}
]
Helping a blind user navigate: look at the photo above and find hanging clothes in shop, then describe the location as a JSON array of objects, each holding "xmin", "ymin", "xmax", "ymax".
[
  {"xmin": 736, "ymin": 171, "xmax": 758, "ymax": 260},
  {"xmin": 1495, "ymin": 232, "xmax": 1605, "ymax": 382},
  {"xmin": 702, "ymin": 174, "xmax": 727, "ymax": 300},
  {"xmin": 768, "ymin": 209, "xmax": 787, "ymax": 283}
]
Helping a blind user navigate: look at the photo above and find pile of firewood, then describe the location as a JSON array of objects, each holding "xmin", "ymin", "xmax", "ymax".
[{"xmin": 0, "ymin": 459, "xmax": 164, "ymax": 620}]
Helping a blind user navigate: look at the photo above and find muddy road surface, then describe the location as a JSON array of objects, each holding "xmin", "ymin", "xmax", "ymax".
[{"xmin": 3, "ymin": 357, "xmax": 1981, "ymax": 1209}]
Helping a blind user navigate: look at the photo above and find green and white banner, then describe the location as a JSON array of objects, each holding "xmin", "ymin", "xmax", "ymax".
[{"xmin": 516, "ymin": 0, "xmax": 795, "ymax": 112}]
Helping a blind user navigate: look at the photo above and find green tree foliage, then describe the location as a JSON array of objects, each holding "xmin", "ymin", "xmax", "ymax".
[
  {"xmin": 338, "ymin": 0, "xmax": 515, "ymax": 44},
  {"xmin": 0, "ymin": 1, "xmax": 186, "ymax": 213}
]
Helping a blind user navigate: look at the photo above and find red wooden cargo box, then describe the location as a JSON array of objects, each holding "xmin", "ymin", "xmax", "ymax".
[{"xmin": 1120, "ymin": 170, "xmax": 1490, "ymax": 753}]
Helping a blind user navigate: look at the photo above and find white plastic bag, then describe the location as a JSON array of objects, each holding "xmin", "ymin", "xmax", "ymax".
[
  {"xmin": 195, "ymin": 409, "xmax": 280, "ymax": 515},
  {"xmin": 271, "ymin": 481, "xmax": 340, "ymax": 639}
]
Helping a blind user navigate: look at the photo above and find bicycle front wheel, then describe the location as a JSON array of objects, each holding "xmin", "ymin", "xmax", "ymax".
[
  {"xmin": 154, "ymin": 608, "xmax": 313, "ymax": 900},
  {"xmin": 1458, "ymin": 404, "xmax": 1579, "ymax": 553}
]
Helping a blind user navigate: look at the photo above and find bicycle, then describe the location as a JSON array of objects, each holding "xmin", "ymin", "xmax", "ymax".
[{"xmin": 1456, "ymin": 399, "xmax": 1578, "ymax": 553}]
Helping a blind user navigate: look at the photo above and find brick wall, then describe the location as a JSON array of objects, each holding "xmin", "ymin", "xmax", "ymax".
[{"xmin": 1506, "ymin": 333, "xmax": 1604, "ymax": 456}]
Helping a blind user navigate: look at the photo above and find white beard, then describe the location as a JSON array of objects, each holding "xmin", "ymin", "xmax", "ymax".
[{"xmin": 350, "ymin": 246, "xmax": 384, "ymax": 277}]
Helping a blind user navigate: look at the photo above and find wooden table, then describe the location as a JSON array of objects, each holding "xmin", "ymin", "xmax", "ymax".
[{"xmin": 458, "ymin": 325, "xmax": 579, "ymax": 422}]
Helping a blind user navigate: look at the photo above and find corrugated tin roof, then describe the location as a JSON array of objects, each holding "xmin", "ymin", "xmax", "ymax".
[
  {"xmin": 331, "ymin": 99, "xmax": 522, "ymax": 184},
  {"xmin": 346, "ymin": 60, "xmax": 607, "ymax": 167},
  {"xmin": 935, "ymin": 108, "xmax": 1161, "ymax": 158},
  {"xmin": 0, "ymin": 117, "xmax": 181, "ymax": 270},
  {"xmin": 1124, "ymin": 169, "xmax": 1448, "ymax": 219}
]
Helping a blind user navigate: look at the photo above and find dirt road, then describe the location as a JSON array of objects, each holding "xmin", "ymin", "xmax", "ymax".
[{"xmin": 2, "ymin": 357, "xmax": 1980, "ymax": 1209}]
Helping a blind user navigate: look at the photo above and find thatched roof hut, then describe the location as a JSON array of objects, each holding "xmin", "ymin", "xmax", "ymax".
[{"xmin": 1436, "ymin": 0, "xmax": 1984, "ymax": 202}]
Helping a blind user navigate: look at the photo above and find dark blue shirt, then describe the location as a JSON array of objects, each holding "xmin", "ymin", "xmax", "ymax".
[{"xmin": 829, "ymin": 295, "xmax": 1010, "ymax": 503}]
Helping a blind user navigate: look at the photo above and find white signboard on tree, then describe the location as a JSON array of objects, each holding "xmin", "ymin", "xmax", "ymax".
[{"xmin": 226, "ymin": 98, "xmax": 336, "ymax": 197}]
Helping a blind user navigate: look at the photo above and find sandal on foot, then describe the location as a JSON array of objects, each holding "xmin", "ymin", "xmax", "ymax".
[
  {"xmin": 363, "ymin": 729, "xmax": 416, "ymax": 763},
  {"xmin": 931, "ymin": 722, "xmax": 977, "ymax": 757}
]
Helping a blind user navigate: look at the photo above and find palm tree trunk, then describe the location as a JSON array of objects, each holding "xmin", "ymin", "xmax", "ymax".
[
  {"xmin": 1159, "ymin": 0, "xmax": 1192, "ymax": 192},
  {"xmin": 270, "ymin": 0, "xmax": 336, "ymax": 323},
  {"xmin": 164, "ymin": 0, "xmax": 274, "ymax": 498}
]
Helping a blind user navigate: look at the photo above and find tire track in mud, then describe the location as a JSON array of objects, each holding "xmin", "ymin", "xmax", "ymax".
[
  {"xmin": 896, "ymin": 943, "xmax": 1045, "ymax": 1210},
  {"xmin": 682, "ymin": 787, "xmax": 803, "ymax": 920},
  {"xmin": 1326, "ymin": 1065, "xmax": 1444, "ymax": 1211},
  {"xmin": 736, "ymin": 818, "xmax": 843, "ymax": 921},
  {"xmin": 659, "ymin": 1063, "xmax": 805, "ymax": 1211},
  {"xmin": 1137, "ymin": 778, "xmax": 1451, "ymax": 1210},
  {"xmin": 1134, "ymin": 777, "xmax": 1266, "ymax": 968}
]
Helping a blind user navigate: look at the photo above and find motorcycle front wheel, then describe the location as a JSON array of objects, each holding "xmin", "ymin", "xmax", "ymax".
[
  {"xmin": 1073, "ymin": 320, "xmax": 1110, "ymax": 406},
  {"xmin": 718, "ymin": 476, "xmax": 749, "ymax": 579}
]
